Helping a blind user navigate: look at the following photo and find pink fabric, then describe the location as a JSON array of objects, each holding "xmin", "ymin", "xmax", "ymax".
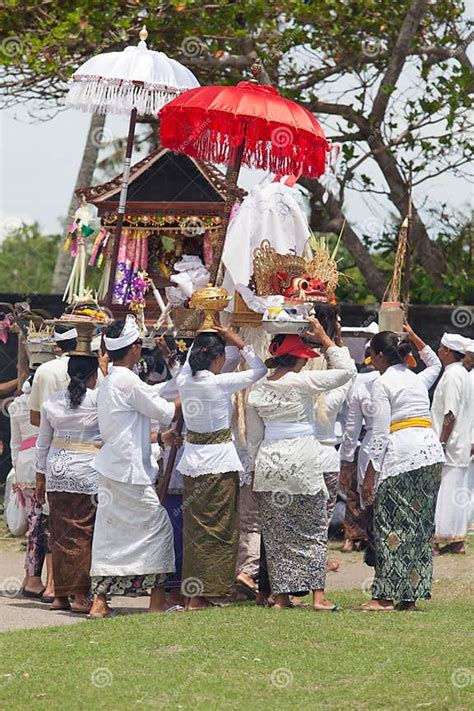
[{"xmin": 20, "ymin": 435, "xmax": 37, "ymax": 452}]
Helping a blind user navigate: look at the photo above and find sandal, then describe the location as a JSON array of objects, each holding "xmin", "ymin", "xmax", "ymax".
[
  {"xmin": 313, "ymin": 603, "xmax": 341, "ymax": 612},
  {"xmin": 21, "ymin": 588, "xmax": 46, "ymax": 599},
  {"xmin": 234, "ymin": 577, "xmax": 258, "ymax": 600}
]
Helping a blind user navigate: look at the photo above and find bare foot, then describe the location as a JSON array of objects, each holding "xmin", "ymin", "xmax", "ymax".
[
  {"xmin": 51, "ymin": 596, "xmax": 71, "ymax": 611},
  {"xmin": 313, "ymin": 597, "xmax": 338, "ymax": 611},
  {"xmin": 187, "ymin": 595, "xmax": 211, "ymax": 611},
  {"xmin": 341, "ymin": 539, "xmax": 354, "ymax": 553},
  {"xmin": 356, "ymin": 599, "xmax": 394, "ymax": 611},
  {"xmin": 255, "ymin": 592, "xmax": 273, "ymax": 607},
  {"xmin": 396, "ymin": 601, "xmax": 421, "ymax": 612},
  {"xmin": 273, "ymin": 593, "xmax": 291, "ymax": 609},
  {"xmin": 327, "ymin": 559, "xmax": 341, "ymax": 572},
  {"xmin": 88, "ymin": 593, "xmax": 109, "ymax": 617}
]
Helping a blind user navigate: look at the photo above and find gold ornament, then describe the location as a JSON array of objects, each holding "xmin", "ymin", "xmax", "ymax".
[
  {"xmin": 253, "ymin": 239, "xmax": 339, "ymax": 298},
  {"xmin": 189, "ymin": 283, "xmax": 230, "ymax": 332}
]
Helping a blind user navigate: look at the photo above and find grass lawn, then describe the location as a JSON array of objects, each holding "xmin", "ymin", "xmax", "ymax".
[{"xmin": 1, "ymin": 585, "xmax": 473, "ymax": 710}]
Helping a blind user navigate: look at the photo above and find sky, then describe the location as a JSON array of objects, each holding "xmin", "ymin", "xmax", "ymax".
[{"xmin": 0, "ymin": 94, "xmax": 472, "ymax": 244}]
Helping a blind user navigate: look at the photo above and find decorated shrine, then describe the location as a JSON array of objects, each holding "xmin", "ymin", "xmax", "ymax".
[{"xmin": 77, "ymin": 146, "xmax": 245, "ymax": 318}]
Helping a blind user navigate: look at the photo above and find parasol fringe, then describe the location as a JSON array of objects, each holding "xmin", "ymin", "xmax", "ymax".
[
  {"xmin": 160, "ymin": 109, "xmax": 328, "ymax": 177},
  {"xmin": 65, "ymin": 79, "xmax": 182, "ymax": 115}
]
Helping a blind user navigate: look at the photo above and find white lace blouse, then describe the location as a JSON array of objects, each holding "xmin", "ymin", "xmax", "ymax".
[
  {"xmin": 339, "ymin": 369, "xmax": 380, "ymax": 486},
  {"xmin": 176, "ymin": 345, "xmax": 267, "ymax": 477},
  {"xmin": 367, "ymin": 346, "xmax": 445, "ymax": 483},
  {"xmin": 247, "ymin": 346, "xmax": 356, "ymax": 495},
  {"xmin": 36, "ymin": 389, "xmax": 100, "ymax": 495}
]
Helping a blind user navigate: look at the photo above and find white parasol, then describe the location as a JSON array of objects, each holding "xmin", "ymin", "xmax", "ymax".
[{"xmin": 65, "ymin": 26, "xmax": 199, "ymax": 304}]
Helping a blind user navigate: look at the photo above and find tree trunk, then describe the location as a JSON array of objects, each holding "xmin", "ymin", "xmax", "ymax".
[
  {"xmin": 51, "ymin": 112, "xmax": 106, "ymax": 294},
  {"xmin": 369, "ymin": 136, "xmax": 447, "ymax": 278}
]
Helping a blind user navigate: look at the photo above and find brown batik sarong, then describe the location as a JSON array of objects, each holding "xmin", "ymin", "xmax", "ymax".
[
  {"xmin": 182, "ymin": 470, "xmax": 240, "ymax": 597},
  {"xmin": 343, "ymin": 458, "xmax": 370, "ymax": 543},
  {"xmin": 48, "ymin": 491, "xmax": 96, "ymax": 597}
]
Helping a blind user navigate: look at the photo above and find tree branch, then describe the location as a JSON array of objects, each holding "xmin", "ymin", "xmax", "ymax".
[{"xmin": 371, "ymin": 0, "xmax": 430, "ymax": 124}]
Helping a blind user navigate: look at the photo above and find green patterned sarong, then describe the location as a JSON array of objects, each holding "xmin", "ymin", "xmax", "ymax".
[
  {"xmin": 186, "ymin": 427, "xmax": 232, "ymax": 445},
  {"xmin": 372, "ymin": 464, "xmax": 442, "ymax": 602}
]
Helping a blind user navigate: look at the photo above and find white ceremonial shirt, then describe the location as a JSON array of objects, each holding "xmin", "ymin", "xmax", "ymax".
[
  {"xmin": 36, "ymin": 389, "xmax": 100, "ymax": 495},
  {"xmin": 368, "ymin": 346, "xmax": 445, "ymax": 483},
  {"xmin": 431, "ymin": 361, "xmax": 472, "ymax": 468},
  {"xmin": 9, "ymin": 392, "xmax": 38, "ymax": 488},
  {"xmin": 247, "ymin": 346, "xmax": 356, "ymax": 495},
  {"xmin": 313, "ymin": 349, "xmax": 356, "ymax": 471},
  {"xmin": 176, "ymin": 345, "xmax": 267, "ymax": 477},
  {"xmin": 339, "ymin": 369, "xmax": 380, "ymax": 486},
  {"xmin": 94, "ymin": 366, "xmax": 175, "ymax": 486},
  {"xmin": 29, "ymin": 355, "xmax": 70, "ymax": 413}
]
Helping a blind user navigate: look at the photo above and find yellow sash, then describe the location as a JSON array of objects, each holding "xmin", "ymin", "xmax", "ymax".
[{"xmin": 390, "ymin": 417, "xmax": 432, "ymax": 433}]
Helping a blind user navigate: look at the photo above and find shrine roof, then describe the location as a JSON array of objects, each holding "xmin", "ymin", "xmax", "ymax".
[{"xmin": 77, "ymin": 146, "xmax": 245, "ymax": 212}]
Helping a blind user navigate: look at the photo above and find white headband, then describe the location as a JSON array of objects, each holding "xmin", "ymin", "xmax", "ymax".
[
  {"xmin": 54, "ymin": 327, "xmax": 78, "ymax": 342},
  {"xmin": 104, "ymin": 315, "xmax": 140, "ymax": 351}
]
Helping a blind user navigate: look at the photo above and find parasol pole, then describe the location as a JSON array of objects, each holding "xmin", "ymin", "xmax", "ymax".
[
  {"xmin": 105, "ymin": 24, "xmax": 149, "ymax": 307},
  {"xmin": 210, "ymin": 139, "xmax": 245, "ymax": 284},
  {"xmin": 105, "ymin": 105, "xmax": 138, "ymax": 306},
  {"xmin": 403, "ymin": 163, "xmax": 413, "ymax": 319},
  {"xmin": 209, "ymin": 58, "xmax": 263, "ymax": 285}
]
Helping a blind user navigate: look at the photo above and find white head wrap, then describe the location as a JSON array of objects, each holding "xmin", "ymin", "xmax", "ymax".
[
  {"xmin": 463, "ymin": 338, "xmax": 474, "ymax": 354},
  {"xmin": 440, "ymin": 332, "xmax": 469, "ymax": 354},
  {"xmin": 104, "ymin": 315, "xmax": 140, "ymax": 351},
  {"xmin": 54, "ymin": 326, "xmax": 78, "ymax": 342}
]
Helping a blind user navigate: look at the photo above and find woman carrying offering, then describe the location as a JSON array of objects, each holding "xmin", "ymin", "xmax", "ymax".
[
  {"xmin": 359, "ymin": 324, "xmax": 444, "ymax": 612},
  {"xmin": 176, "ymin": 326, "xmax": 267, "ymax": 611},
  {"xmin": 36, "ymin": 356, "xmax": 100, "ymax": 613},
  {"xmin": 247, "ymin": 318, "xmax": 356, "ymax": 611}
]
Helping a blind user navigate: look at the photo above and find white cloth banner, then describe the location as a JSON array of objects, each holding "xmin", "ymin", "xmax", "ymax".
[{"xmin": 222, "ymin": 181, "xmax": 310, "ymax": 301}]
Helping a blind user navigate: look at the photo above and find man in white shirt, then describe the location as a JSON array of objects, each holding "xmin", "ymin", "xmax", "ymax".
[
  {"xmin": 89, "ymin": 316, "xmax": 181, "ymax": 617},
  {"xmin": 432, "ymin": 333, "xmax": 472, "ymax": 554},
  {"xmin": 462, "ymin": 340, "xmax": 474, "ymax": 532},
  {"xmin": 29, "ymin": 324, "xmax": 78, "ymax": 426}
]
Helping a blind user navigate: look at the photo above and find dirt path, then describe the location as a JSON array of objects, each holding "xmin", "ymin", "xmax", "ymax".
[{"xmin": 1, "ymin": 543, "xmax": 472, "ymax": 633}]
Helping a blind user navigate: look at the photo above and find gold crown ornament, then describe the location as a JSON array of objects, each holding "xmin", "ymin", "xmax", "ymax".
[
  {"xmin": 189, "ymin": 284, "xmax": 230, "ymax": 332},
  {"xmin": 253, "ymin": 239, "xmax": 339, "ymax": 301}
]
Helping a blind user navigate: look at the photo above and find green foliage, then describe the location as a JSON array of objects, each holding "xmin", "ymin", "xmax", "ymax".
[
  {"xmin": 0, "ymin": 222, "xmax": 58, "ymax": 294},
  {"xmin": 316, "ymin": 209, "xmax": 473, "ymax": 305}
]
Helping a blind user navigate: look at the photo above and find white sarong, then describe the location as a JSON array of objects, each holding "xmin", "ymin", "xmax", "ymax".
[
  {"xmin": 434, "ymin": 465, "xmax": 469, "ymax": 543},
  {"xmin": 91, "ymin": 474, "xmax": 175, "ymax": 577}
]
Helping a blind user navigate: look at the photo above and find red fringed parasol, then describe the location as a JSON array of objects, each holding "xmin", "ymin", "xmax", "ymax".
[
  {"xmin": 158, "ymin": 61, "xmax": 329, "ymax": 281},
  {"xmin": 159, "ymin": 81, "xmax": 329, "ymax": 179}
]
